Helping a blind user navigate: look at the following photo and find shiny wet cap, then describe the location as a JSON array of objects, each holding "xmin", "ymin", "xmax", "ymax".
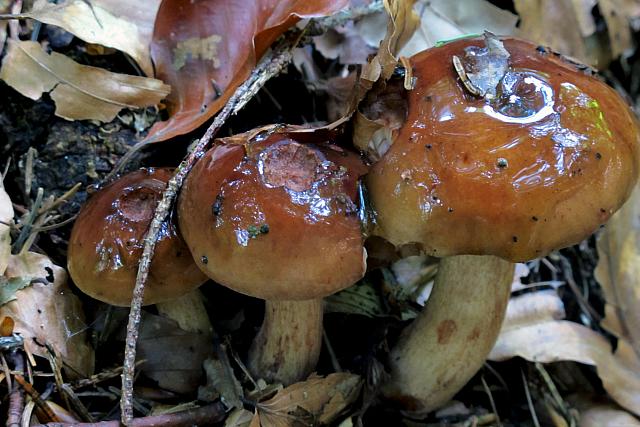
[
  {"xmin": 366, "ymin": 36, "xmax": 640, "ymax": 261},
  {"xmin": 68, "ymin": 168, "xmax": 207, "ymax": 306},
  {"xmin": 178, "ymin": 127, "xmax": 368, "ymax": 300}
]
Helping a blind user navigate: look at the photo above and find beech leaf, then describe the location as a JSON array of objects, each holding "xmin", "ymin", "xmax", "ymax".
[
  {"xmin": 0, "ymin": 40, "xmax": 170, "ymax": 122},
  {"xmin": 0, "ymin": 252, "xmax": 94, "ymax": 378},
  {"xmin": 145, "ymin": 0, "xmax": 349, "ymax": 143},
  {"xmin": 0, "ymin": 186, "xmax": 12, "ymax": 276},
  {"xmin": 253, "ymin": 373, "xmax": 362, "ymax": 426},
  {"xmin": 24, "ymin": 0, "xmax": 161, "ymax": 75},
  {"xmin": 489, "ymin": 290, "xmax": 640, "ymax": 416}
]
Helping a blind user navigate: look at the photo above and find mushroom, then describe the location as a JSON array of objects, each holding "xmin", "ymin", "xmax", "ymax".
[
  {"xmin": 359, "ymin": 35, "xmax": 640, "ymax": 413},
  {"xmin": 67, "ymin": 168, "xmax": 211, "ymax": 335},
  {"xmin": 177, "ymin": 126, "xmax": 367, "ymax": 384}
]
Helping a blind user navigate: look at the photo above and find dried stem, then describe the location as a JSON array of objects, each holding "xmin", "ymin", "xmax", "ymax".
[
  {"xmin": 34, "ymin": 402, "xmax": 225, "ymax": 427},
  {"xmin": 120, "ymin": 40, "xmax": 297, "ymax": 425},
  {"xmin": 7, "ymin": 351, "xmax": 25, "ymax": 427}
]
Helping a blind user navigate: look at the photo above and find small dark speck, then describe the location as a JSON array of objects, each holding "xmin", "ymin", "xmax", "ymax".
[
  {"xmin": 536, "ymin": 45, "xmax": 547, "ymax": 54},
  {"xmin": 424, "ymin": 95, "xmax": 432, "ymax": 102},
  {"xmin": 512, "ymin": 236, "xmax": 518, "ymax": 243},
  {"xmin": 176, "ymin": 250, "xmax": 182, "ymax": 257},
  {"xmin": 201, "ymin": 255, "xmax": 208, "ymax": 264},
  {"xmin": 37, "ymin": 309, "xmax": 42, "ymax": 314},
  {"xmin": 425, "ymin": 144, "xmax": 432, "ymax": 150},
  {"xmin": 600, "ymin": 208, "xmax": 607, "ymax": 213},
  {"xmin": 531, "ymin": 216, "xmax": 539, "ymax": 221},
  {"xmin": 44, "ymin": 267, "xmax": 54, "ymax": 283},
  {"xmin": 596, "ymin": 152, "xmax": 602, "ymax": 160},
  {"xmin": 448, "ymin": 207, "xmax": 454, "ymax": 213},
  {"xmin": 496, "ymin": 158, "xmax": 508, "ymax": 169},
  {"xmin": 212, "ymin": 194, "xmax": 224, "ymax": 216},
  {"xmin": 432, "ymin": 195, "xmax": 439, "ymax": 201},
  {"xmin": 260, "ymin": 224, "xmax": 270, "ymax": 234}
]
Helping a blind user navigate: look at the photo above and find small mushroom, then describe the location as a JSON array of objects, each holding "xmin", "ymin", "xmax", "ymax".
[
  {"xmin": 67, "ymin": 168, "xmax": 211, "ymax": 334},
  {"xmin": 178, "ymin": 127, "xmax": 367, "ymax": 384},
  {"xmin": 360, "ymin": 36, "xmax": 640, "ymax": 413}
]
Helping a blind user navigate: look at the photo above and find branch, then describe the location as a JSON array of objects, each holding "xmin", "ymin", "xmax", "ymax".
[
  {"xmin": 35, "ymin": 402, "xmax": 225, "ymax": 427},
  {"xmin": 120, "ymin": 40, "xmax": 297, "ymax": 425}
]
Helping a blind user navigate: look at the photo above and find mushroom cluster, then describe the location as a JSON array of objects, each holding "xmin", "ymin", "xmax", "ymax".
[{"xmin": 66, "ymin": 34, "xmax": 639, "ymax": 413}]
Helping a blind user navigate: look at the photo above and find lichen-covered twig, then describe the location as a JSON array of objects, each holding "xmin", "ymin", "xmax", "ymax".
[{"xmin": 120, "ymin": 39, "xmax": 297, "ymax": 425}]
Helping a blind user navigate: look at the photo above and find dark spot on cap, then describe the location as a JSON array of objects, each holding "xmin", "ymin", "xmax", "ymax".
[
  {"xmin": 512, "ymin": 236, "xmax": 518, "ymax": 243},
  {"xmin": 448, "ymin": 207, "xmax": 454, "ymax": 213},
  {"xmin": 212, "ymin": 194, "xmax": 224, "ymax": 216},
  {"xmin": 201, "ymin": 255, "xmax": 208, "ymax": 264},
  {"xmin": 531, "ymin": 216, "xmax": 538, "ymax": 221},
  {"xmin": 437, "ymin": 319, "xmax": 457, "ymax": 344},
  {"xmin": 425, "ymin": 144, "xmax": 432, "ymax": 150},
  {"xmin": 596, "ymin": 152, "xmax": 602, "ymax": 160}
]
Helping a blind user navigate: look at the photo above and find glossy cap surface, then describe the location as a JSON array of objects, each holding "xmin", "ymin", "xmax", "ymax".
[
  {"xmin": 68, "ymin": 168, "xmax": 207, "ymax": 306},
  {"xmin": 367, "ymin": 37, "xmax": 640, "ymax": 261},
  {"xmin": 178, "ymin": 127, "xmax": 367, "ymax": 300}
]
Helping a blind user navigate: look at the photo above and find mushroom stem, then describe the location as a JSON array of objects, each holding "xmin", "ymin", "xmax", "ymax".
[
  {"xmin": 156, "ymin": 289, "xmax": 212, "ymax": 337},
  {"xmin": 382, "ymin": 255, "xmax": 514, "ymax": 414},
  {"xmin": 248, "ymin": 299, "xmax": 323, "ymax": 385}
]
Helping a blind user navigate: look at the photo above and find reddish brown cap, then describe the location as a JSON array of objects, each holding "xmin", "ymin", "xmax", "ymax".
[
  {"xmin": 178, "ymin": 127, "xmax": 368, "ymax": 300},
  {"xmin": 68, "ymin": 168, "xmax": 207, "ymax": 306},
  {"xmin": 365, "ymin": 37, "xmax": 640, "ymax": 261}
]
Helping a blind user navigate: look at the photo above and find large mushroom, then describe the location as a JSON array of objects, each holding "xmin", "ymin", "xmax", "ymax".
[
  {"xmin": 68, "ymin": 168, "xmax": 211, "ymax": 334},
  {"xmin": 359, "ymin": 35, "xmax": 640, "ymax": 413},
  {"xmin": 178, "ymin": 126, "xmax": 368, "ymax": 384}
]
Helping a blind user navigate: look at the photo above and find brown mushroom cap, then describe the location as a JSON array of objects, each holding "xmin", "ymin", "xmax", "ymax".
[
  {"xmin": 366, "ymin": 37, "xmax": 640, "ymax": 261},
  {"xmin": 68, "ymin": 168, "xmax": 207, "ymax": 306},
  {"xmin": 178, "ymin": 128, "xmax": 368, "ymax": 300}
]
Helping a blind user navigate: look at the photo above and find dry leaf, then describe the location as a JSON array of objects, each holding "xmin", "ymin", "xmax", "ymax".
[
  {"xmin": 136, "ymin": 312, "xmax": 213, "ymax": 394},
  {"xmin": 225, "ymin": 408, "xmax": 255, "ymax": 427},
  {"xmin": 199, "ymin": 353, "xmax": 243, "ymax": 408},
  {"xmin": 595, "ymin": 184, "xmax": 640, "ymax": 358},
  {"xmin": 145, "ymin": 0, "xmax": 348, "ymax": 143},
  {"xmin": 252, "ymin": 373, "xmax": 362, "ymax": 426},
  {"xmin": 598, "ymin": 0, "xmax": 634, "ymax": 57},
  {"xmin": 398, "ymin": 0, "xmax": 518, "ymax": 57},
  {"xmin": 579, "ymin": 404, "xmax": 640, "ymax": 426},
  {"xmin": 0, "ymin": 40, "xmax": 170, "ymax": 122},
  {"xmin": 514, "ymin": 0, "xmax": 590, "ymax": 64},
  {"xmin": 24, "ymin": 0, "xmax": 161, "ymax": 75},
  {"xmin": 0, "ymin": 185, "xmax": 12, "ymax": 276},
  {"xmin": 489, "ymin": 290, "xmax": 640, "ymax": 416},
  {"xmin": 1, "ymin": 252, "xmax": 94, "ymax": 378}
]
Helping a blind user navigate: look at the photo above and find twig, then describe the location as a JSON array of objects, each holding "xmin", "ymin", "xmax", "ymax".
[
  {"xmin": 521, "ymin": 369, "xmax": 541, "ymax": 427},
  {"xmin": 480, "ymin": 375, "xmax": 501, "ymax": 427},
  {"xmin": 14, "ymin": 375, "xmax": 61, "ymax": 423},
  {"xmin": 7, "ymin": 351, "xmax": 25, "ymax": 427},
  {"xmin": 34, "ymin": 402, "xmax": 225, "ymax": 427},
  {"xmin": 120, "ymin": 39, "xmax": 298, "ymax": 425}
]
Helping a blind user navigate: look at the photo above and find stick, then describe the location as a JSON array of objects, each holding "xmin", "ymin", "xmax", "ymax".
[
  {"xmin": 34, "ymin": 402, "xmax": 225, "ymax": 427},
  {"xmin": 120, "ymin": 40, "xmax": 297, "ymax": 425},
  {"xmin": 7, "ymin": 352, "xmax": 25, "ymax": 427}
]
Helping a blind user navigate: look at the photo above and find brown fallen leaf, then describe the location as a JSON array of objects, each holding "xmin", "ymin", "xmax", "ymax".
[
  {"xmin": 145, "ymin": 0, "xmax": 348, "ymax": 143},
  {"xmin": 398, "ymin": 0, "xmax": 518, "ymax": 57},
  {"xmin": 489, "ymin": 289, "xmax": 640, "ymax": 416},
  {"xmin": 252, "ymin": 373, "xmax": 362, "ymax": 426},
  {"xmin": 598, "ymin": 0, "xmax": 634, "ymax": 58},
  {"xmin": 514, "ymin": 0, "xmax": 590, "ymax": 64},
  {"xmin": 1, "ymin": 252, "xmax": 94, "ymax": 378},
  {"xmin": 596, "ymin": 184, "xmax": 640, "ymax": 361},
  {"xmin": 0, "ymin": 185, "xmax": 12, "ymax": 276},
  {"xmin": 0, "ymin": 40, "xmax": 170, "ymax": 122},
  {"xmin": 135, "ymin": 312, "xmax": 213, "ymax": 395},
  {"xmin": 23, "ymin": 0, "xmax": 161, "ymax": 76}
]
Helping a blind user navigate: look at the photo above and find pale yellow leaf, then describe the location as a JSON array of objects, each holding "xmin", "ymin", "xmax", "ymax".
[
  {"xmin": 1, "ymin": 252, "xmax": 94, "ymax": 378},
  {"xmin": 257, "ymin": 373, "xmax": 362, "ymax": 427},
  {"xmin": 225, "ymin": 408, "xmax": 255, "ymax": 427},
  {"xmin": 26, "ymin": 0, "xmax": 160, "ymax": 75},
  {"xmin": 598, "ymin": 0, "xmax": 634, "ymax": 57},
  {"xmin": 399, "ymin": 0, "xmax": 518, "ymax": 56},
  {"xmin": 595, "ymin": 184, "xmax": 640, "ymax": 357},
  {"xmin": 0, "ymin": 40, "xmax": 170, "ymax": 122},
  {"xmin": 0, "ymin": 186, "xmax": 12, "ymax": 276},
  {"xmin": 489, "ymin": 291, "xmax": 640, "ymax": 416}
]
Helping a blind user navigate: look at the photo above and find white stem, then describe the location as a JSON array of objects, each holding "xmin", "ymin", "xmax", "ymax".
[
  {"xmin": 248, "ymin": 299, "xmax": 323, "ymax": 385},
  {"xmin": 156, "ymin": 289, "xmax": 212, "ymax": 336},
  {"xmin": 383, "ymin": 255, "xmax": 514, "ymax": 414}
]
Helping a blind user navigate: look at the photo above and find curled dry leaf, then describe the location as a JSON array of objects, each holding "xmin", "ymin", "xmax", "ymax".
[
  {"xmin": 398, "ymin": 0, "xmax": 518, "ymax": 57},
  {"xmin": 596, "ymin": 184, "xmax": 640, "ymax": 360},
  {"xmin": 145, "ymin": 0, "xmax": 348, "ymax": 143},
  {"xmin": 24, "ymin": 0, "xmax": 161, "ymax": 76},
  {"xmin": 0, "ymin": 185, "xmax": 12, "ymax": 276},
  {"xmin": 252, "ymin": 373, "xmax": 362, "ymax": 427},
  {"xmin": 489, "ymin": 290, "xmax": 640, "ymax": 416},
  {"xmin": 0, "ymin": 40, "xmax": 170, "ymax": 122},
  {"xmin": 0, "ymin": 252, "xmax": 94, "ymax": 378}
]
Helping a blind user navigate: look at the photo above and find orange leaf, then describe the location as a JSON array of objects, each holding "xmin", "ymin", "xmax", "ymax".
[{"xmin": 146, "ymin": 0, "xmax": 348, "ymax": 143}]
